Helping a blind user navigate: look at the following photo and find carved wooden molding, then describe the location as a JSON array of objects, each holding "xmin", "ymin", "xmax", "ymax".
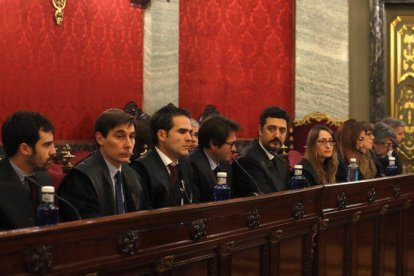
[
  {"xmin": 118, "ymin": 230, "xmax": 139, "ymax": 256},
  {"xmin": 269, "ymin": 229, "xmax": 283, "ymax": 245},
  {"xmin": 156, "ymin": 255, "xmax": 174, "ymax": 273},
  {"xmin": 191, "ymin": 219, "xmax": 207, "ymax": 241},
  {"xmin": 218, "ymin": 241, "xmax": 234, "ymax": 257},
  {"xmin": 352, "ymin": 211, "xmax": 362, "ymax": 223},
  {"xmin": 293, "ymin": 111, "xmax": 343, "ymax": 127},
  {"xmin": 246, "ymin": 209, "xmax": 260, "ymax": 228},
  {"xmin": 25, "ymin": 245, "xmax": 53, "ymax": 273},
  {"xmin": 293, "ymin": 202, "xmax": 304, "ymax": 219},
  {"xmin": 393, "ymin": 184, "xmax": 401, "ymax": 198},
  {"xmin": 368, "ymin": 188, "xmax": 377, "ymax": 204},
  {"xmin": 319, "ymin": 218, "xmax": 329, "ymax": 231},
  {"xmin": 380, "ymin": 204, "xmax": 389, "ymax": 215},
  {"xmin": 404, "ymin": 199, "xmax": 412, "ymax": 209},
  {"xmin": 337, "ymin": 192, "xmax": 348, "ymax": 209},
  {"xmin": 310, "ymin": 223, "xmax": 318, "ymax": 263}
]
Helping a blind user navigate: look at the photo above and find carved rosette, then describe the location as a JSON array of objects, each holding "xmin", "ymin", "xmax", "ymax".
[
  {"xmin": 191, "ymin": 219, "xmax": 207, "ymax": 241},
  {"xmin": 337, "ymin": 192, "xmax": 347, "ymax": 209},
  {"xmin": 352, "ymin": 211, "xmax": 362, "ymax": 223},
  {"xmin": 219, "ymin": 241, "xmax": 234, "ymax": 257},
  {"xmin": 319, "ymin": 218, "xmax": 329, "ymax": 231},
  {"xmin": 404, "ymin": 199, "xmax": 412, "ymax": 209},
  {"xmin": 246, "ymin": 209, "xmax": 260, "ymax": 228},
  {"xmin": 380, "ymin": 205, "xmax": 389, "ymax": 215},
  {"xmin": 269, "ymin": 229, "xmax": 283, "ymax": 245},
  {"xmin": 293, "ymin": 202, "xmax": 304, "ymax": 219},
  {"xmin": 156, "ymin": 255, "xmax": 174, "ymax": 273},
  {"xmin": 394, "ymin": 184, "xmax": 401, "ymax": 198},
  {"xmin": 25, "ymin": 245, "xmax": 53, "ymax": 273},
  {"xmin": 368, "ymin": 188, "xmax": 377, "ymax": 204},
  {"xmin": 118, "ymin": 230, "xmax": 139, "ymax": 256}
]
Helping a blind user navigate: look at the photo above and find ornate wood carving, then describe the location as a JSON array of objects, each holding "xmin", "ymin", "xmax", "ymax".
[
  {"xmin": 394, "ymin": 184, "xmax": 402, "ymax": 198},
  {"xmin": 118, "ymin": 230, "xmax": 139, "ymax": 256},
  {"xmin": 246, "ymin": 209, "xmax": 260, "ymax": 228},
  {"xmin": 368, "ymin": 188, "xmax": 377, "ymax": 204},
  {"xmin": 337, "ymin": 192, "xmax": 347, "ymax": 209},
  {"xmin": 352, "ymin": 211, "xmax": 362, "ymax": 223},
  {"xmin": 218, "ymin": 241, "xmax": 234, "ymax": 257},
  {"xmin": 310, "ymin": 223, "xmax": 318, "ymax": 263},
  {"xmin": 190, "ymin": 219, "xmax": 207, "ymax": 241},
  {"xmin": 269, "ymin": 229, "xmax": 283, "ymax": 245},
  {"xmin": 156, "ymin": 255, "xmax": 174, "ymax": 273},
  {"xmin": 293, "ymin": 202, "xmax": 304, "ymax": 219},
  {"xmin": 25, "ymin": 245, "xmax": 53, "ymax": 273},
  {"xmin": 404, "ymin": 199, "xmax": 412, "ymax": 209},
  {"xmin": 319, "ymin": 218, "xmax": 329, "ymax": 231}
]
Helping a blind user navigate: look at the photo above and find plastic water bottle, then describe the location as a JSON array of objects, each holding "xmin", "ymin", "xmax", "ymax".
[
  {"xmin": 36, "ymin": 186, "xmax": 59, "ymax": 226},
  {"xmin": 346, "ymin": 158, "xmax": 359, "ymax": 182},
  {"xmin": 213, "ymin": 172, "xmax": 231, "ymax": 201},
  {"xmin": 291, "ymin": 165, "xmax": 308, "ymax": 189},
  {"xmin": 386, "ymin": 156, "xmax": 398, "ymax": 176}
]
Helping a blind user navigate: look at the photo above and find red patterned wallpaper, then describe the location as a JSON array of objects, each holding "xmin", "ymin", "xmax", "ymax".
[
  {"xmin": 180, "ymin": 0, "xmax": 294, "ymax": 138},
  {"xmin": 0, "ymin": 0, "xmax": 143, "ymax": 140}
]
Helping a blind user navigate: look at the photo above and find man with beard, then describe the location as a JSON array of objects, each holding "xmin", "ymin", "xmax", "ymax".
[
  {"xmin": 0, "ymin": 111, "xmax": 56, "ymax": 230},
  {"xmin": 130, "ymin": 104, "xmax": 195, "ymax": 208},
  {"xmin": 59, "ymin": 109, "xmax": 148, "ymax": 221},
  {"xmin": 232, "ymin": 106, "xmax": 291, "ymax": 197}
]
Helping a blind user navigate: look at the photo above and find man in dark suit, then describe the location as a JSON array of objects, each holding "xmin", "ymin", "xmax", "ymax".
[
  {"xmin": 382, "ymin": 117, "xmax": 405, "ymax": 174},
  {"xmin": 232, "ymin": 106, "xmax": 291, "ymax": 197},
  {"xmin": 0, "ymin": 111, "xmax": 56, "ymax": 230},
  {"xmin": 372, "ymin": 122, "xmax": 398, "ymax": 176},
  {"xmin": 58, "ymin": 109, "xmax": 148, "ymax": 221},
  {"xmin": 190, "ymin": 115, "xmax": 240, "ymax": 202},
  {"xmin": 130, "ymin": 104, "xmax": 195, "ymax": 208}
]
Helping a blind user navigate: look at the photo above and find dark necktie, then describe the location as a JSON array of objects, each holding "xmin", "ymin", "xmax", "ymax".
[
  {"xmin": 115, "ymin": 171, "xmax": 125, "ymax": 214},
  {"xmin": 168, "ymin": 164, "xmax": 178, "ymax": 185},
  {"xmin": 25, "ymin": 176, "xmax": 38, "ymax": 210}
]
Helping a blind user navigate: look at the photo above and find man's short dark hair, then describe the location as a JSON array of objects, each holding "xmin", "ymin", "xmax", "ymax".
[
  {"xmin": 373, "ymin": 122, "xmax": 396, "ymax": 144},
  {"xmin": 95, "ymin": 108, "xmax": 135, "ymax": 138},
  {"xmin": 382, "ymin": 117, "xmax": 405, "ymax": 129},
  {"xmin": 259, "ymin": 106, "xmax": 290, "ymax": 127},
  {"xmin": 198, "ymin": 115, "xmax": 240, "ymax": 149},
  {"xmin": 150, "ymin": 104, "xmax": 190, "ymax": 145},
  {"xmin": 2, "ymin": 111, "xmax": 55, "ymax": 157}
]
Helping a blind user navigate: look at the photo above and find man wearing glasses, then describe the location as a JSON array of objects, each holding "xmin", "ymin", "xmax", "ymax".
[
  {"xmin": 372, "ymin": 122, "xmax": 398, "ymax": 176},
  {"xmin": 190, "ymin": 115, "xmax": 240, "ymax": 202}
]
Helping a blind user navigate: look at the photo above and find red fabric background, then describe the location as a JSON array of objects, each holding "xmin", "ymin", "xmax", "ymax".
[
  {"xmin": 0, "ymin": 0, "xmax": 143, "ymax": 140},
  {"xmin": 180, "ymin": 0, "xmax": 294, "ymax": 138}
]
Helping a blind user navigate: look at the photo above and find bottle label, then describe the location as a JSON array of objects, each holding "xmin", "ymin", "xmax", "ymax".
[
  {"xmin": 217, "ymin": 177, "xmax": 226, "ymax": 185},
  {"xmin": 42, "ymin": 193, "xmax": 54, "ymax": 203}
]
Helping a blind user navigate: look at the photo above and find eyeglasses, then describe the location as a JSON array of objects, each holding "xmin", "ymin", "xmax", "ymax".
[
  {"xmin": 358, "ymin": 136, "xmax": 365, "ymax": 141},
  {"xmin": 382, "ymin": 142, "xmax": 393, "ymax": 148},
  {"xmin": 316, "ymin": 139, "xmax": 336, "ymax": 146},
  {"xmin": 224, "ymin": 141, "xmax": 236, "ymax": 148}
]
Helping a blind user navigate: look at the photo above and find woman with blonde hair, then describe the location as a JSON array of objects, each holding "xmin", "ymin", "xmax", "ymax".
[{"xmin": 299, "ymin": 125, "xmax": 339, "ymax": 185}]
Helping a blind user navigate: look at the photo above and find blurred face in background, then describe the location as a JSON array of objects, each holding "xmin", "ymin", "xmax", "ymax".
[
  {"xmin": 356, "ymin": 131, "xmax": 365, "ymax": 151},
  {"xmin": 189, "ymin": 125, "xmax": 199, "ymax": 152},
  {"xmin": 373, "ymin": 137, "xmax": 393, "ymax": 157},
  {"xmin": 394, "ymin": 126, "xmax": 405, "ymax": 144},
  {"xmin": 315, "ymin": 130, "xmax": 335, "ymax": 162},
  {"xmin": 360, "ymin": 130, "xmax": 375, "ymax": 152}
]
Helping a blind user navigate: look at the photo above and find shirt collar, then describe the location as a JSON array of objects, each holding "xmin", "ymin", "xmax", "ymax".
[
  {"xmin": 103, "ymin": 158, "xmax": 121, "ymax": 179},
  {"xmin": 9, "ymin": 160, "xmax": 32, "ymax": 183},
  {"xmin": 258, "ymin": 140, "xmax": 275, "ymax": 161},
  {"xmin": 204, "ymin": 150, "xmax": 219, "ymax": 171},
  {"xmin": 155, "ymin": 146, "xmax": 179, "ymax": 167}
]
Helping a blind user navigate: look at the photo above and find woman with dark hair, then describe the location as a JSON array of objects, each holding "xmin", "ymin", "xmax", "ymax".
[
  {"xmin": 336, "ymin": 119, "xmax": 377, "ymax": 181},
  {"xmin": 298, "ymin": 125, "xmax": 338, "ymax": 185}
]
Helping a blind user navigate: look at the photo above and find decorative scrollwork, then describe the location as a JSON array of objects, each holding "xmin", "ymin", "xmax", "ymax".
[
  {"xmin": 156, "ymin": 255, "xmax": 174, "ymax": 273},
  {"xmin": 118, "ymin": 230, "xmax": 139, "ymax": 256},
  {"xmin": 352, "ymin": 211, "xmax": 362, "ymax": 223},
  {"xmin": 51, "ymin": 0, "xmax": 67, "ymax": 25},
  {"xmin": 293, "ymin": 112, "xmax": 343, "ymax": 127},
  {"xmin": 337, "ymin": 192, "xmax": 347, "ymax": 209},
  {"xmin": 190, "ymin": 219, "xmax": 207, "ymax": 241},
  {"xmin": 393, "ymin": 184, "xmax": 401, "ymax": 198},
  {"xmin": 293, "ymin": 202, "xmax": 304, "ymax": 219},
  {"xmin": 269, "ymin": 229, "xmax": 283, "ymax": 245},
  {"xmin": 246, "ymin": 209, "xmax": 260, "ymax": 228},
  {"xmin": 25, "ymin": 245, "xmax": 53, "ymax": 273},
  {"xmin": 219, "ymin": 241, "xmax": 234, "ymax": 257},
  {"xmin": 380, "ymin": 205, "xmax": 389, "ymax": 215},
  {"xmin": 319, "ymin": 218, "xmax": 329, "ymax": 230},
  {"xmin": 368, "ymin": 188, "xmax": 377, "ymax": 204}
]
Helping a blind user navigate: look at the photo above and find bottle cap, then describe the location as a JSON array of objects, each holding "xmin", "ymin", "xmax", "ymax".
[
  {"xmin": 350, "ymin": 158, "xmax": 357, "ymax": 162},
  {"xmin": 294, "ymin": 165, "xmax": 303, "ymax": 169},
  {"xmin": 41, "ymin": 186, "xmax": 55, "ymax": 193},
  {"xmin": 389, "ymin": 156, "xmax": 396, "ymax": 161},
  {"xmin": 217, "ymin": 172, "xmax": 227, "ymax": 178}
]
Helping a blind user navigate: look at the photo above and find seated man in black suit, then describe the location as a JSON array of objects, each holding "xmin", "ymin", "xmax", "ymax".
[
  {"xmin": 382, "ymin": 117, "xmax": 405, "ymax": 174},
  {"xmin": 59, "ymin": 108, "xmax": 148, "ymax": 221},
  {"xmin": 372, "ymin": 122, "xmax": 397, "ymax": 176},
  {"xmin": 232, "ymin": 106, "xmax": 291, "ymax": 197},
  {"xmin": 190, "ymin": 115, "xmax": 240, "ymax": 202},
  {"xmin": 0, "ymin": 111, "xmax": 56, "ymax": 230},
  {"xmin": 130, "ymin": 104, "xmax": 195, "ymax": 208}
]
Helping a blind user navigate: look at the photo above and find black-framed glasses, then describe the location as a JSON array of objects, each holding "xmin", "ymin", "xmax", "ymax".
[
  {"xmin": 382, "ymin": 142, "xmax": 393, "ymax": 148},
  {"xmin": 224, "ymin": 141, "xmax": 236, "ymax": 148},
  {"xmin": 316, "ymin": 139, "xmax": 336, "ymax": 147}
]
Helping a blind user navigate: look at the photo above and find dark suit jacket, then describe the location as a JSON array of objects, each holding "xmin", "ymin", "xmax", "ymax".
[
  {"xmin": 190, "ymin": 148, "xmax": 232, "ymax": 202},
  {"xmin": 298, "ymin": 158, "xmax": 320, "ymax": 186},
  {"xmin": 58, "ymin": 151, "xmax": 147, "ymax": 221},
  {"xmin": 0, "ymin": 159, "xmax": 52, "ymax": 230},
  {"xmin": 130, "ymin": 148, "xmax": 195, "ymax": 209},
  {"xmin": 232, "ymin": 139, "xmax": 289, "ymax": 197}
]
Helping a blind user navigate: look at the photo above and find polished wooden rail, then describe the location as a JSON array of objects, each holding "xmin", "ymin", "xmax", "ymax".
[{"xmin": 0, "ymin": 175, "xmax": 412, "ymax": 275}]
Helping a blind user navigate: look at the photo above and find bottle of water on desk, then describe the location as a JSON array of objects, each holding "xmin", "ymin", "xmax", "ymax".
[
  {"xmin": 386, "ymin": 156, "xmax": 398, "ymax": 176},
  {"xmin": 346, "ymin": 158, "xmax": 359, "ymax": 182},
  {"xmin": 36, "ymin": 186, "xmax": 59, "ymax": 226},
  {"xmin": 291, "ymin": 165, "xmax": 308, "ymax": 189},
  {"xmin": 213, "ymin": 172, "xmax": 230, "ymax": 201}
]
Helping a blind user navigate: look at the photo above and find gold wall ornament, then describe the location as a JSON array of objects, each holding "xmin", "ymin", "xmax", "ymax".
[{"xmin": 52, "ymin": 0, "xmax": 66, "ymax": 25}]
